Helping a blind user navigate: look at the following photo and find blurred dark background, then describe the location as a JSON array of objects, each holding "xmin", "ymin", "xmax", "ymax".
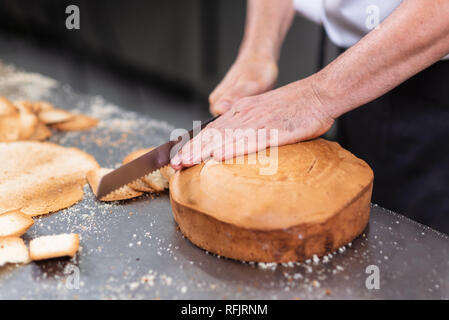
[{"xmin": 0, "ymin": 0, "xmax": 337, "ymax": 126}]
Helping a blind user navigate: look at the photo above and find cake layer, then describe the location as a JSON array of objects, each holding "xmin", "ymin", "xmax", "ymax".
[{"xmin": 170, "ymin": 139, "xmax": 373, "ymax": 262}]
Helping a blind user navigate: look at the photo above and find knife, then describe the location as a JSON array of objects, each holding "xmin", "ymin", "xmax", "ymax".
[{"xmin": 95, "ymin": 115, "xmax": 219, "ymax": 199}]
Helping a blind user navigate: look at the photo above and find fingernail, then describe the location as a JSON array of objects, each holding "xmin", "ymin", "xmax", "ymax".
[{"xmin": 171, "ymin": 154, "xmax": 181, "ymax": 166}]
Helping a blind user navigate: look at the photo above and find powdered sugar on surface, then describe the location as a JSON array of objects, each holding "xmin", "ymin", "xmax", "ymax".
[{"xmin": 0, "ymin": 62, "xmax": 58, "ymax": 100}]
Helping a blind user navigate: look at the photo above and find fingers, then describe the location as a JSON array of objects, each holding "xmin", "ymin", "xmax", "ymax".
[
  {"xmin": 210, "ymin": 102, "xmax": 231, "ymax": 116},
  {"xmin": 209, "ymin": 86, "xmax": 232, "ymax": 116},
  {"xmin": 211, "ymin": 129, "xmax": 278, "ymax": 164},
  {"xmin": 209, "ymin": 80, "xmax": 261, "ymax": 116},
  {"xmin": 171, "ymin": 128, "xmax": 273, "ymax": 169},
  {"xmin": 209, "ymin": 71, "xmax": 234, "ymax": 106},
  {"xmin": 209, "ymin": 74, "xmax": 235, "ymax": 115},
  {"xmin": 209, "ymin": 56, "xmax": 278, "ymax": 116},
  {"xmin": 170, "ymin": 153, "xmax": 182, "ymax": 170},
  {"xmin": 171, "ymin": 125, "xmax": 221, "ymax": 169},
  {"xmin": 170, "ymin": 138, "xmax": 197, "ymax": 170},
  {"xmin": 171, "ymin": 96, "xmax": 265, "ymax": 169}
]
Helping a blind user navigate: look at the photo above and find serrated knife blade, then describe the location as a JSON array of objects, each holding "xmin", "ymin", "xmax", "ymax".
[{"xmin": 95, "ymin": 115, "xmax": 218, "ymax": 199}]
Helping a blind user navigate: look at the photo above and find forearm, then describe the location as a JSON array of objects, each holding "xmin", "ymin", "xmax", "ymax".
[
  {"xmin": 239, "ymin": 0, "xmax": 295, "ymax": 61},
  {"xmin": 313, "ymin": 0, "xmax": 449, "ymax": 119}
]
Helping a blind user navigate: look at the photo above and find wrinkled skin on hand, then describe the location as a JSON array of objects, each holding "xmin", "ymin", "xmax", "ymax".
[
  {"xmin": 171, "ymin": 78, "xmax": 334, "ymax": 169},
  {"xmin": 209, "ymin": 56, "xmax": 279, "ymax": 116}
]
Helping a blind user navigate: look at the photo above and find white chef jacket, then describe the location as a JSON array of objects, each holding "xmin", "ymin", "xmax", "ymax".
[{"xmin": 294, "ymin": 0, "xmax": 449, "ymax": 59}]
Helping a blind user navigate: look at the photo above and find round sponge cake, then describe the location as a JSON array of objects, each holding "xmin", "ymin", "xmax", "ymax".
[{"xmin": 170, "ymin": 138, "xmax": 373, "ymax": 262}]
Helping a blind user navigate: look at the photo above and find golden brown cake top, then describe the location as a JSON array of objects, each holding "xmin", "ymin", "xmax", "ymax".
[{"xmin": 171, "ymin": 139, "xmax": 373, "ymax": 230}]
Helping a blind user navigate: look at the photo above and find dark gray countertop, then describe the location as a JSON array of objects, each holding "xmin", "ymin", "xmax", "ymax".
[
  {"xmin": 2, "ymin": 197, "xmax": 449, "ymax": 299},
  {"xmin": 0, "ymin": 34, "xmax": 448, "ymax": 299}
]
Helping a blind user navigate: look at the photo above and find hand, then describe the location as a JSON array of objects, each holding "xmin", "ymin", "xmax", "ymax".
[
  {"xmin": 171, "ymin": 78, "xmax": 335, "ymax": 169},
  {"xmin": 209, "ymin": 55, "xmax": 278, "ymax": 116}
]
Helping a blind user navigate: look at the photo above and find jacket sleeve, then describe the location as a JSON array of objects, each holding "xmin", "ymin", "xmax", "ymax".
[{"xmin": 293, "ymin": 0, "xmax": 323, "ymax": 25}]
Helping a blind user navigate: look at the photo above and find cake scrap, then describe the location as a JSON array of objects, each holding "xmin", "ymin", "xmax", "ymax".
[
  {"xmin": 29, "ymin": 233, "xmax": 80, "ymax": 261},
  {"xmin": 0, "ymin": 210, "xmax": 34, "ymax": 238},
  {"xmin": 0, "ymin": 141, "xmax": 99, "ymax": 216},
  {"xmin": 122, "ymin": 148, "xmax": 170, "ymax": 192},
  {"xmin": 87, "ymin": 168, "xmax": 144, "ymax": 201},
  {"xmin": 0, "ymin": 237, "xmax": 30, "ymax": 266},
  {"xmin": 0, "ymin": 96, "xmax": 98, "ymax": 143}
]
